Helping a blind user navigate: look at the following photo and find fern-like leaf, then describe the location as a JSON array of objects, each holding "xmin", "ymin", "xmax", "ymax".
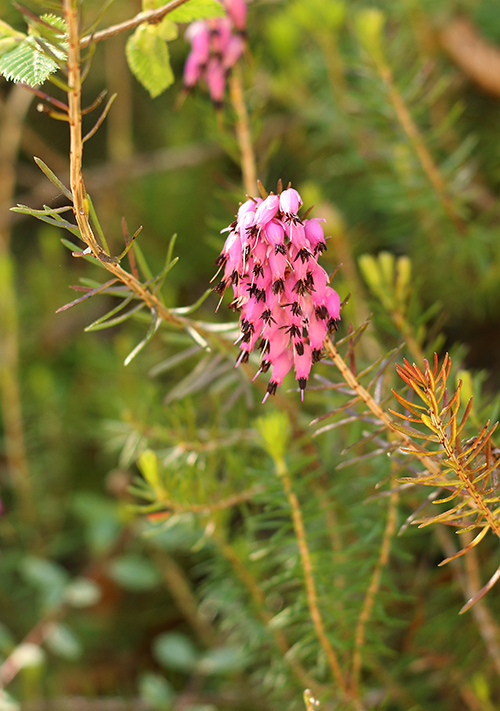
[
  {"xmin": 0, "ymin": 13, "xmax": 66, "ymax": 86},
  {"xmin": 0, "ymin": 36, "xmax": 58, "ymax": 86}
]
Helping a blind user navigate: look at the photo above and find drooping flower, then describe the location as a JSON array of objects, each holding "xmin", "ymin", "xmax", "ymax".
[
  {"xmin": 183, "ymin": 1, "xmax": 246, "ymax": 108},
  {"xmin": 213, "ymin": 183, "xmax": 341, "ymax": 402}
]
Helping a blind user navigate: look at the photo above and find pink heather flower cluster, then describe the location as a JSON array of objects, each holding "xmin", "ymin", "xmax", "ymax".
[
  {"xmin": 183, "ymin": 0, "xmax": 247, "ymax": 107},
  {"xmin": 214, "ymin": 186, "xmax": 341, "ymax": 403}
]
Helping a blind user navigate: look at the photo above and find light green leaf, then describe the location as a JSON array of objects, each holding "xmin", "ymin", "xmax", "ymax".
[
  {"xmin": 36, "ymin": 13, "xmax": 66, "ymax": 36},
  {"xmin": 197, "ymin": 646, "xmax": 247, "ymax": 675},
  {"xmin": 168, "ymin": 0, "xmax": 225, "ymax": 22},
  {"xmin": 153, "ymin": 632, "xmax": 199, "ymax": 672},
  {"xmin": 64, "ymin": 578, "xmax": 102, "ymax": 608},
  {"xmin": 139, "ymin": 672, "xmax": 174, "ymax": 711},
  {"xmin": 0, "ymin": 20, "xmax": 25, "ymax": 39},
  {"xmin": 45, "ymin": 623, "xmax": 82, "ymax": 660},
  {"xmin": 124, "ymin": 308, "xmax": 161, "ymax": 366},
  {"xmin": 0, "ymin": 21, "xmax": 25, "ymax": 58},
  {"xmin": 0, "ymin": 36, "xmax": 58, "ymax": 86},
  {"xmin": 138, "ymin": 449, "xmax": 162, "ymax": 490},
  {"xmin": 0, "ymin": 622, "xmax": 15, "ymax": 655},
  {"xmin": 0, "ymin": 689, "xmax": 20, "ymax": 711},
  {"xmin": 19, "ymin": 556, "xmax": 69, "ymax": 609},
  {"xmin": 126, "ymin": 24, "xmax": 174, "ymax": 98},
  {"xmin": 157, "ymin": 17, "xmax": 178, "ymax": 42},
  {"xmin": 108, "ymin": 555, "xmax": 162, "ymax": 591}
]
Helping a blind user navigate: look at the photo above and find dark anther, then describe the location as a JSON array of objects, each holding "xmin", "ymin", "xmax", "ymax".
[
  {"xmin": 315, "ymin": 305, "xmax": 328, "ymax": 320},
  {"xmin": 272, "ymin": 278, "xmax": 285, "ymax": 295}
]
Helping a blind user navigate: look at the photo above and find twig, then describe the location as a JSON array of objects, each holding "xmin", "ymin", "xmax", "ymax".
[
  {"xmin": 228, "ymin": 66, "xmax": 257, "ymax": 195},
  {"xmin": 351, "ymin": 479, "xmax": 399, "ymax": 694},
  {"xmin": 150, "ymin": 549, "xmax": 217, "ymax": 648},
  {"xmin": 439, "ymin": 18, "xmax": 500, "ymax": 99},
  {"xmin": 0, "ymin": 612, "xmax": 60, "ymax": 688},
  {"xmin": 80, "ymin": 0, "xmax": 192, "ymax": 48},
  {"xmin": 63, "ymin": 0, "xmax": 187, "ymax": 328},
  {"xmin": 461, "ymin": 532, "xmax": 500, "ymax": 676},
  {"xmin": 147, "ymin": 485, "xmax": 265, "ymax": 519},
  {"xmin": 0, "ymin": 85, "xmax": 36, "ymax": 527},
  {"xmin": 324, "ymin": 338, "xmax": 441, "ymax": 478},
  {"xmin": 277, "ymin": 460, "xmax": 367, "ymax": 710},
  {"xmin": 373, "ymin": 55, "xmax": 466, "ymax": 235},
  {"xmin": 213, "ymin": 531, "xmax": 321, "ymax": 694}
]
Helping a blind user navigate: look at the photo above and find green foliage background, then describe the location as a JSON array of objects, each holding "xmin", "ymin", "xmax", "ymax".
[{"xmin": 2, "ymin": 0, "xmax": 500, "ymax": 710}]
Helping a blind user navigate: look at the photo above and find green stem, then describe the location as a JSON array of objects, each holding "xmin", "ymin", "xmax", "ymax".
[{"xmin": 0, "ymin": 86, "xmax": 36, "ymax": 527}]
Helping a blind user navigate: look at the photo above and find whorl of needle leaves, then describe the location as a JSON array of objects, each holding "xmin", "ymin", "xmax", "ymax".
[{"xmin": 390, "ymin": 354, "xmax": 500, "ymax": 608}]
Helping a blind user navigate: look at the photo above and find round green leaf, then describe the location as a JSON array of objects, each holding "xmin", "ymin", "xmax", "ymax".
[
  {"xmin": 153, "ymin": 632, "xmax": 199, "ymax": 672},
  {"xmin": 126, "ymin": 25, "xmax": 174, "ymax": 99},
  {"xmin": 108, "ymin": 555, "xmax": 162, "ymax": 591}
]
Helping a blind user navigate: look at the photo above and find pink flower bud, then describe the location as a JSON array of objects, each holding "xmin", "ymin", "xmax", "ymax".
[
  {"xmin": 222, "ymin": 34, "xmax": 244, "ymax": 69},
  {"xmin": 206, "ymin": 58, "xmax": 226, "ymax": 106},
  {"xmin": 255, "ymin": 195, "xmax": 280, "ymax": 228},
  {"xmin": 183, "ymin": 52, "xmax": 204, "ymax": 88},
  {"xmin": 238, "ymin": 198, "xmax": 258, "ymax": 221},
  {"xmin": 262, "ymin": 349, "xmax": 293, "ymax": 402},
  {"xmin": 279, "ymin": 187, "xmax": 302, "ymax": 216},
  {"xmin": 293, "ymin": 342, "xmax": 312, "ymax": 401},
  {"xmin": 304, "ymin": 218, "xmax": 327, "ymax": 254},
  {"xmin": 225, "ymin": 0, "xmax": 247, "ymax": 32},
  {"xmin": 308, "ymin": 316, "xmax": 327, "ymax": 361},
  {"xmin": 325, "ymin": 288, "xmax": 341, "ymax": 322},
  {"xmin": 186, "ymin": 22, "xmax": 210, "ymax": 63},
  {"xmin": 263, "ymin": 220, "xmax": 286, "ymax": 252},
  {"xmin": 210, "ymin": 17, "xmax": 232, "ymax": 56}
]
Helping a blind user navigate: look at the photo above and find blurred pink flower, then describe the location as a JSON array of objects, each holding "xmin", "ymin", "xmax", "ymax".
[{"xmin": 183, "ymin": 0, "xmax": 247, "ymax": 107}]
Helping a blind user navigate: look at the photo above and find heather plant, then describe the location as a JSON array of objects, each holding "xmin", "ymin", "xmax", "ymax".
[{"xmin": 1, "ymin": 1, "xmax": 500, "ymax": 711}]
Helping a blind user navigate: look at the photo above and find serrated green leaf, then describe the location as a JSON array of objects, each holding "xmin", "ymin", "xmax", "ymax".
[
  {"xmin": 168, "ymin": 0, "xmax": 225, "ymax": 22},
  {"xmin": 126, "ymin": 24, "xmax": 174, "ymax": 99},
  {"xmin": 37, "ymin": 13, "xmax": 66, "ymax": 35},
  {"xmin": 0, "ymin": 36, "xmax": 58, "ymax": 86}
]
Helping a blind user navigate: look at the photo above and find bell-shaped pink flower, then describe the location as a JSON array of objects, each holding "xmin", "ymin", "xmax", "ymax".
[
  {"xmin": 225, "ymin": 0, "xmax": 248, "ymax": 32},
  {"xmin": 206, "ymin": 57, "xmax": 226, "ymax": 106},
  {"xmin": 255, "ymin": 195, "xmax": 280, "ymax": 228},
  {"xmin": 280, "ymin": 187, "xmax": 302, "ymax": 217},
  {"xmin": 262, "ymin": 349, "xmax": 293, "ymax": 403},
  {"xmin": 183, "ymin": 1, "xmax": 247, "ymax": 106},
  {"xmin": 304, "ymin": 218, "xmax": 327, "ymax": 255}
]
